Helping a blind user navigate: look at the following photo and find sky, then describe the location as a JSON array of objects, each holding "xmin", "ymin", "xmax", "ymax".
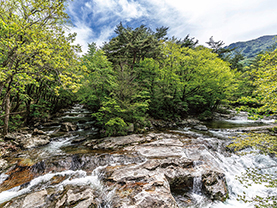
[{"xmin": 66, "ymin": 0, "xmax": 277, "ymax": 54}]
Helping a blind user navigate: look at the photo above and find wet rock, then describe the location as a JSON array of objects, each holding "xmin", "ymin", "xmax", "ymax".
[
  {"xmin": 0, "ymin": 159, "xmax": 8, "ymax": 171},
  {"xmin": 60, "ymin": 122, "xmax": 78, "ymax": 132},
  {"xmin": 2, "ymin": 190, "xmax": 47, "ymax": 208},
  {"xmin": 22, "ymin": 190, "xmax": 48, "ymax": 208},
  {"xmin": 93, "ymin": 134, "xmax": 147, "ymax": 149},
  {"xmin": 180, "ymin": 118, "xmax": 201, "ymax": 126},
  {"xmin": 64, "ymin": 187, "xmax": 96, "ymax": 207},
  {"xmin": 2, "ymin": 186, "xmax": 98, "ymax": 208},
  {"xmin": 110, "ymin": 172, "xmax": 179, "ymax": 208},
  {"xmin": 4, "ymin": 133, "xmax": 50, "ymax": 149},
  {"xmin": 193, "ymin": 124, "xmax": 208, "ymax": 131},
  {"xmin": 125, "ymin": 138, "xmax": 184, "ymax": 158},
  {"xmin": 4, "ymin": 132, "xmax": 26, "ymax": 141},
  {"xmin": 202, "ymin": 170, "xmax": 228, "ymax": 201},
  {"xmin": 0, "ymin": 132, "xmax": 230, "ymax": 207},
  {"xmin": 33, "ymin": 128, "xmax": 46, "ymax": 135},
  {"xmin": 42, "ymin": 121, "xmax": 60, "ymax": 126},
  {"xmin": 71, "ymin": 137, "xmax": 87, "ymax": 144},
  {"xmin": 21, "ymin": 135, "xmax": 50, "ymax": 149}
]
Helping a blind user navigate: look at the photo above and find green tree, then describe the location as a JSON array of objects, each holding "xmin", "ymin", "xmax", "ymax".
[
  {"xmin": 102, "ymin": 23, "xmax": 168, "ymax": 70},
  {"xmin": 78, "ymin": 43, "xmax": 115, "ymax": 110},
  {"xmin": 206, "ymin": 36, "xmax": 231, "ymax": 58},
  {"xmin": 0, "ymin": 0, "xmax": 82, "ymax": 134},
  {"xmin": 176, "ymin": 34, "xmax": 199, "ymax": 49},
  {"xmin": 152, "ymin": 42, "xmax": 235, "ymax": 118}
]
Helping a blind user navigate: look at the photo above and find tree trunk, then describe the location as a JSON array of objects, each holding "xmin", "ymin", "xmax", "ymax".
[{"xmin": 3, "ymin": 91, "xmax": 10, "ymax": 135}]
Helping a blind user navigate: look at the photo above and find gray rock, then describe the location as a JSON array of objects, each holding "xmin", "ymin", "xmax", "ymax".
[
  {"xmin": 0, "ymin": 159, "xmax": 8, "ymax": 171},
  {"xmin": 22, "ymin": 190, "xmax": 47, "ymax": 208},
  {"xmin": 42, "ymin": 121, "xmax": 60, "ymax": 126},
  {"xmin": 193, "ymin": 124, "xmax": 208, "ymax": 131},
  {"xmin": 21, "ymin": 135, "xmax": 50, "ymax": 149},
  {"xmin": 33, "ymin": 128, "xmax": 46, "ymax": 135},
  {"xmin": 93, "ymin": 134, "xmax": 147, "ymax": 149},
  {"xmin": 1, "ymin": 132, "xmax": 229, "ymax": 207},
  {"xmin": 125, "ymin": 138, "xmax": 184, "ymax": 158},
  {"xmin": 60, "ymin": 122, "xmax": 78, "ymax": 132},
  {"xmin": 4, "ymin": 133, "xmax": 50, "ymax": 149},
  {"xmin": 202, "ymin": 170, "xmax": 229, "ymax": 201},
  {"xmin": 3, "ymin": 186, "xmax": 97, "ymax": 208}
]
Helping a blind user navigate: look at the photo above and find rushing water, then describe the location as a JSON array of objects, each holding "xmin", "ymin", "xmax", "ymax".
[
  {"xmin": 0, "ymin": 105, "xmax": 276, "ymax": 207},
  {"xmin": 174, "ymin": 112, "xmax": 277, "ymax": 208}
]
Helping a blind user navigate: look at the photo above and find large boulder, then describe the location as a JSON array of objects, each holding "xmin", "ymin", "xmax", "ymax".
[
  {"xmin": 102, "ymin": 133, "xmax": 229, "ymax": 207},
  {"xmin": 92, "ymin": 134, "xmax": 149, "ymax": 149},
  {"xmin": 4, "ymin": 133, "xmax": 50, "ymax": 149},
  {"xmin": 0, "ymin": 132, "xmax": 229, "ymax": 207},
  {"xmin": 20, "ymin": 135, "xmax": 50, "ymax": 149},
  {"xmin": 1, "ymin": 186, "xmax": 97, "ymax": 208},
  {"xmin": 202, "ymin": 170, "xmax": 229, "ymax": 201}
]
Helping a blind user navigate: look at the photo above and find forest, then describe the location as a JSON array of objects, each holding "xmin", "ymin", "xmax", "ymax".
[{"xmin": 0, "ymin": 0, "xmax": 277, "ymax": 207}]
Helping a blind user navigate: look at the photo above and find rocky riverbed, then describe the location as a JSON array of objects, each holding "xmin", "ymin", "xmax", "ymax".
[{"xmin": 0, "ymin": 105, "xmax": 276, "ymax": 208}]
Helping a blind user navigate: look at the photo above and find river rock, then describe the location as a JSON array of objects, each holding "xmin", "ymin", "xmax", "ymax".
[
  {"xmin": 21, "ymin": 135, "xmax": 50, "ymax": 149},
  {"xmin": 128, "ymin": 138, "xmax": 185, "ymax": 158},
  {"xmin": 60, "ymin": 122, "xmax": 78, "ymax": 132},
  {"xmin": 103, "ymin": 133, "xmax": 229, "ymax": 207},
  {"xmin": 0, "ymin": 132, "xmax": 230, "ymax": 207},
  {"xmin": 202, "ymin": 170, "xmax": 229, "ymax": 201},
  {"xmin": 2, "ymin": 186, "xmax": 98, "ymax": 208},
  {"xmin": 4, "ymin": 133, "xmax": 50, "ymax": 149},
  {"xmin": 193, "ymin": 124, "xmax": 208, "ymax": 131},
  {"xmin": 179, "ymin": 118, "xmax": 201, "ymax": 125},
  {"xmin": 42, "ymin": 120, "xmax": 60, "ymax": 127},
  {"xmin": 0, "ymin": 159, "xmax": 8, "ymax": 171},
  {"xmin": 93, "ymin": 134, "xmax": 149, "ymax": 149},
  {"xmin": 4, "ymin": 132, "xmax": 28, "ymax": 141},
  {"xmin": 2, "ymin": 190, "xmax": 48, "ymax": 208},
  {"xmin": 33, "ymin": 128, "xmax": 46, "ymax": 135}
]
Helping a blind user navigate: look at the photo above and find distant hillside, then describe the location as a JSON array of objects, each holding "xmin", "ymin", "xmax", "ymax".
[{"xmin": 227, "ymin": 35, "xmax": 277, "ymax": 61}]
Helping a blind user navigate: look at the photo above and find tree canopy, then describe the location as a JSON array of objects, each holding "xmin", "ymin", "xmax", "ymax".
[{"xmin": 0, "ymin": 0, "xmax": 82, "ymax": 134}]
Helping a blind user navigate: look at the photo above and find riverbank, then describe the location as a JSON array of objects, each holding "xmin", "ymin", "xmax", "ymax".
[{"xmin": 0, "ymin": 105, "xmax": 276, "ymax": 207}]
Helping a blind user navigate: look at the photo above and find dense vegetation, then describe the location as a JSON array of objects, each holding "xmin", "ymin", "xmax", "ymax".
[
  {"xmin": 1, "ymin": 0, "xmax": 277, "ymax": 206},
  {"xmin": 1, "ymin": 0, "xmax": 276, "ymax": 138},
  {"xmin": 77, "ymin": 25, "xmax": 237, "ymax": 136},
  {"xmin": 0, "ymin": 0, "xmax": 82, "ymax": 134}
]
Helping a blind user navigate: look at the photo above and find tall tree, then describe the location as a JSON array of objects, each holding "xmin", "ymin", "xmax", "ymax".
[
  {"xmin": 206, "ymin": 36, "xmax": 233, "ymax": 58},
  {"xmin": 176, "ymin": 35, "xmax": 199, "ymax": 49},
  {"xmin": 102, "ymin": 23, "xmax": 168, "ymax": 70},
  {"xmin": 0, "ymin": 0, "xmax": 82, "ymax": 134}
]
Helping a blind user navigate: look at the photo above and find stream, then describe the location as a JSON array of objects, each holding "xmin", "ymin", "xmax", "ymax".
[{"xmin": 0, "ymin": 104, "xmax": 276, "ymax": 208}]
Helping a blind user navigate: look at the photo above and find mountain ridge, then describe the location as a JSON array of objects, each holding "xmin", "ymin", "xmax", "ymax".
[{"xmin": 226, "ymin": 35, "xmax": 277, "ymax": 60}]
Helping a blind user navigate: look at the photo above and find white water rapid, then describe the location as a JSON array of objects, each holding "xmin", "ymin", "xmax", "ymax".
[{"xmin": 0, "ymin": 106, "xmax": 276, "ymax": 207}]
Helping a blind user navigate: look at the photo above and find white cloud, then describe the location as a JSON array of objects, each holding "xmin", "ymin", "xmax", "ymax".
[
  {"xmin": 69, "ymin": 25, "xmax": 94, "ymax": 54},
  {"xmin": 94, "ymin": 26, "xmax": 115, "ymax": 46},
  {"xmin": 66, "ymin": 0, "xmax": 277, "ymax": 53},
  {"xmin": 148, "ymin": 0, "xmax": 277, "ymax": 45}
]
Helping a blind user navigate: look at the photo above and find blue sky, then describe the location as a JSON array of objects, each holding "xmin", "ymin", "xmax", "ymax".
[{"xmin": 66, "ymin": 0, "xmax": 277, "ymax": 54}]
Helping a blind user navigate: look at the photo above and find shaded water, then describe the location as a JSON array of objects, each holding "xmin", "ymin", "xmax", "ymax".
[{"xmin": 0, "ymin": 105, "xmax": 276, "ymax": 207}]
